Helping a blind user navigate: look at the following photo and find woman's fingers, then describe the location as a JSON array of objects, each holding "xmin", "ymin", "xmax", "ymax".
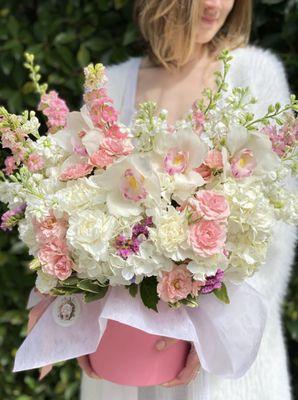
[
  {"xmin": 161, "ymin": 343, "xmax": 200, "ymax": 387},
  {"xmin": 77, "ymin": 355, "xmax": 102, "ymax": 380},
  {"xmin": 155, "ymin": 336, "xmax": 180, "ymax": 350}
]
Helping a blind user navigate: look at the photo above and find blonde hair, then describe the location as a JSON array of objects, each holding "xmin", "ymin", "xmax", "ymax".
[{"xmin": 133, "ymin": 0, "xmax": 252, "ymax": 70}]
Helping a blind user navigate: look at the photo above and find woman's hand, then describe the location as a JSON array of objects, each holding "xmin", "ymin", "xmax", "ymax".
[
  {"xmin": 155, "ymin": 337, "xmax": 200, "ymax": 387},
  {"xmin": 77, "ymin": 355, "xmax": 102, "ymax": 379}
]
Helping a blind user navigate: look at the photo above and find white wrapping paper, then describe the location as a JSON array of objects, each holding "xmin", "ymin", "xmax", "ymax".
[{"xmin": 14, "ymin": 282, "xmax": 267, "ymax": 383}]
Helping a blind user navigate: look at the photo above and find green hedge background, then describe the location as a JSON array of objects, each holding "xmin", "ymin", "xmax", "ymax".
[{"xmin": 0, "ymin": 0, "xmax": 297, "ymax": 399}]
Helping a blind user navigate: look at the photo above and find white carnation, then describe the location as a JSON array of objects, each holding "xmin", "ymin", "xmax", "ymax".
[{"xmin": 67, "ymin": 209, "xmax": 116, "ymax": 261}]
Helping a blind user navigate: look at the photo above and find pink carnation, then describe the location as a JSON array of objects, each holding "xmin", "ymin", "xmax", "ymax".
[
  {"xmin": 188, "ymin": 220, "xmax": 226, "ymax": 257},
  {"xmin": 35, "ymin": 213, "xmax": 68, "ymax": 243},
  {"xmin": 38, "ymin": 239, "xmax": 73, "ymax": 281},
  {"xmin": 157, "ymin": 265, "xmax": 193, "ymax": 303},
  {"xmin": 59, "ymin": 163, "xmax": 94, "ymax": 181}
]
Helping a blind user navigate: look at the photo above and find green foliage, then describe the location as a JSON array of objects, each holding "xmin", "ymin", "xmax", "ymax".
[{"xmin": 0, "ymin": 0, "xmax": 297, "ymax": 398}]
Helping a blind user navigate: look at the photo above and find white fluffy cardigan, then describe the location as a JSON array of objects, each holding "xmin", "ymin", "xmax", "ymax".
[{"xmin": 80, "ymin": 46, "xmax": 297, "ymax": 400}]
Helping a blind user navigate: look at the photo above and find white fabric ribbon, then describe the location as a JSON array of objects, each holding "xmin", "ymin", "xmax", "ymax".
[{"xmin": 14, "ymin": 282, "xmax": 267, "ymax": 399}]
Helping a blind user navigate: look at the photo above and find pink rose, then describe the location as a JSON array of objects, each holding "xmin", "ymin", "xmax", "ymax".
[
  {"xmin": 59, "ymin": 163, "xmax": 94, "ymax": 181},
  {"xmin": 192, "ymin": 190, "xmax": 230, "ymax": 221},
  {"xmin": 204, "ymin": 150, "xmax": 223, "ymax": 169},
  {"xmin": 188, "ymin": 220, "xmax": 226, "ymax": 257},
  {"xmin": 231, "ymin": 148, "xmax": 256, "ymax": 178},
  {"xmin": 157, "ymin": 265, "xmax": 193, "ymax": 303},
  {"xmin": 38, "ymin": 239, "xmax": 73, "ymax": 281}
]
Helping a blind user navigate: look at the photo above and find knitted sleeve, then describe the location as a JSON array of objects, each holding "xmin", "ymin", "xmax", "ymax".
[{"xmin": 228, "ymin": 45, "xmax": 291, "ymax": 118}]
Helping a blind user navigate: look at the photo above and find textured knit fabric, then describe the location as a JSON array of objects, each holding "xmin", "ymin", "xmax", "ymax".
[{"xmin": 80, "ymin": 45, "xmax": 297, "ymax": 400}]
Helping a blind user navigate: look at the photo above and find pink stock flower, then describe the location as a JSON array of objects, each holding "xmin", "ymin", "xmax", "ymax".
[
  {"xmin": 191, "ymin": 104, "xmax": 205, "ymax": 134},
  {"xmin": 106, "ymin": 125, "xmax": 128, "ymax": 139},
  {"xmin": 38, "ymin": 91, "xmax": 69, "ymax": 132},
  {"xmin": 35, "ymin": 213, "xmax": 68, "ymax": 243},
  {"xmin": 0, "ymin": 203, "xmax": 26, "ymax": 231},
  {"xmin": 101, "ymin": 137, "xmax": 133, "ymax": 157},
  {"xmin": 204, "ymin": 149, "xmax": 223, "ymax": 169},
  {"xmin": 263, "ymin": 121, "xmax": 298, "ymax": 158},
  {"xmin": 89, "ymin": 148, "xmax": 114, "ymax": 168},
  {"xmin": 101, "ymin": 105, "xmax": 118, "ymax": 124},
  {"xmin": 157, "ymin": 265, "xmax": 193, "ymax": 303},
  {"xmin": 83, "ymin": 88, "xmax": 110, "ymax": 106},
  {"xmin": 59, "ymin": 163, "xmax": 94, "ymax": 181},
  {"xmin": 119, "ymin": 168, "xmax": 147, "ymax": 202},
  {"xmin": 89, "ymin": 103, "xmax": 118, "ymax": 127},
  {"xmin": 164, "ymin": 148, "xmax": 189, "ymax": 175},
  {"xmin": 26, "ymin": 153, "xmax": 44, "ymax": 172},
  {"xmin": 190, "ymin": 190, "xmax": 230, "ymax": 221},
  {"xmin": 38, "ymin": 239, "xmax": 73, "ymax": 281},
  {"xmin": 3, "ymin": 156, "xmax": 17, "ymax": 175},
  {"xmin": 188, "ymin": 220, "xmax": 226, "ymax": 257},
  {"xmin": 231, "ymin": 148, "xmax": 256, "ymax": 178}
]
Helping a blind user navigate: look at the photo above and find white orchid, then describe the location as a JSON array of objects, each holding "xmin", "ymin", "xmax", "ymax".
[{"xmin": 90, "ymin": 154, "xmax": 160, "ymax": 217}]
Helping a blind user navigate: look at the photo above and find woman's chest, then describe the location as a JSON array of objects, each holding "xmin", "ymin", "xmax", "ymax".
[{"xmin": 134, "ymin": 61, "xmax": 219, "ymax": 125}]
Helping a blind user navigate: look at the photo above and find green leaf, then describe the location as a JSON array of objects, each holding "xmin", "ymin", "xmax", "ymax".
[
  {"xmin": 140, "ymin": 277, "xmax": 159, "ymax": 312},
  {"xmin": 213, "ymin": 283, "xmax": 230, "ymax": 304},
  {"xmin": 83, "ymin": 287, "xmax": 108, "ymax": 303},
  {"xmin": 128, "ymin": 283, "xmax": 138, "ymax": 297},
  {"xmin": 76, "ymin": 279, "xmax": 106, "ymax": 293}
]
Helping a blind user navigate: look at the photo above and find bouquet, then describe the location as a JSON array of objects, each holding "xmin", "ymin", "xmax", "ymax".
[{"xmin": 1, "ymin": 51, "xmax": 297, "ymax": 386}]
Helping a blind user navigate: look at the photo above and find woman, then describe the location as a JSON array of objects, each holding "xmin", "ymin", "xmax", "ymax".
[{"xmin": 79, "ymin": 1, "xmax": 296, "ymax": 399}]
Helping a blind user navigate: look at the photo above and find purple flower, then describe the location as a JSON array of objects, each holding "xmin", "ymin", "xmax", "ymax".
[
  {"xmin": 0, "ymin": 203, "xmax": 26, "ymax": 231},
  {"xmin": 201, "ymin": 269, "xmax": 224, "ymax": 294}
]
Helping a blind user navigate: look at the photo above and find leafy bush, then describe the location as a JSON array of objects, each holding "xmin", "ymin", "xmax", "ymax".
[{"xmin": 0, "ymin": 0, "xmax": 297, "ymax": 398}]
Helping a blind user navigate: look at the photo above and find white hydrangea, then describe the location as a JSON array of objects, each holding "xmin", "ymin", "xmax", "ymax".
[{"xmin": 72, "ymin": 250, "xmax": 113, "ymax": 282}]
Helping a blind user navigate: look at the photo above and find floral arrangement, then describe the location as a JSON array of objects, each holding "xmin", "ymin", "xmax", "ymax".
[{"xmin": 0, "ymin": 51, "xmax": 297, "ymax": 312}]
